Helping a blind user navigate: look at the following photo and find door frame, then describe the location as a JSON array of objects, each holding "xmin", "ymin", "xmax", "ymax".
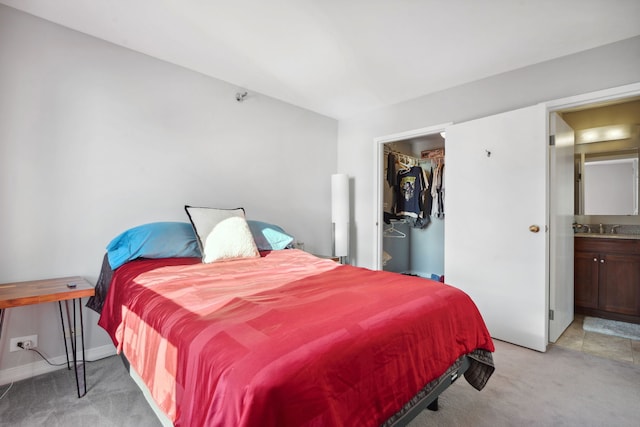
[
  {"xmin": 372, "ymin": 123, "xmax": 452, "ymax": 271},
  {"xmin": 543, "ymin": 83, "xmax": 640, "ymax": 113},
  {"xmin": 543, "ymin": 82, "xmax": 640, "ymax": 341}
]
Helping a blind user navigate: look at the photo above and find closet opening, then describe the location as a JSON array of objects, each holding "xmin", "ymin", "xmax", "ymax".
[{"xmin": 376, "ymin": 129, "xmax": 446, "ymax": 279}]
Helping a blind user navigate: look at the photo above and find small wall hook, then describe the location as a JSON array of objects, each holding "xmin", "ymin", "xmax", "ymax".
[
  {"xmin": 485, "ymin": 149, "xmax": 491, "ymax": 157},
  {"xmin": 235, "ymin": 91, "xmax": 248, "ymax": 102}
]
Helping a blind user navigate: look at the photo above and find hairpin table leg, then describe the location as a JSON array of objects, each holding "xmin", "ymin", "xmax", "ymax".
[
  {"xmin": 0, "ymin": 309, "xmax": 5, "ymax": 341},
  {"xmin": 62, "ymin": 299, "xmax": 87, "ymax": 397},
  {"xmin": 58, "ymin": 302, "xmax": 71, "ymax": 370}
]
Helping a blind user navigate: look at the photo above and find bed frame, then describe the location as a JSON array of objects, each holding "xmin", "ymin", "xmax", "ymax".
[{"xmin": 386, "ymin": 355, "xmax": 471, "ymax": 426}]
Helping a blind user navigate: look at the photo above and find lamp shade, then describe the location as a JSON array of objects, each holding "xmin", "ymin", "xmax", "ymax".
[
  {"xmin": 331, "ymin": 174, "xmax": 349, "ymax": 258},
  {"xmin": 331, "ymin": 174, "xmax": 349, "ymax": 223}
]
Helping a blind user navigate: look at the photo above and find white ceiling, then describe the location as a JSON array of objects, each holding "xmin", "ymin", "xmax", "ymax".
[{"xmin": 3, "ymin": 0, "xmax": 640, "ymax": 119}]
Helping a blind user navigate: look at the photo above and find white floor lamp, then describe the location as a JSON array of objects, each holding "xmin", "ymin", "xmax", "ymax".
[{"xmin": 331, "ymin": 174, "xmax": 350, "ymax": 264}]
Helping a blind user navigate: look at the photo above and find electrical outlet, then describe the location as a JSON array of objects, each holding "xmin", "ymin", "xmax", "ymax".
[{"xmin": 9, "ymin": 334, "xmax": 38, "ymax": 352}]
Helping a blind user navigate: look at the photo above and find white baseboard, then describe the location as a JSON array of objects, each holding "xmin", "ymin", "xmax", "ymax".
[{"xmin": 0, "ymin": 344, "xmax": 116, "ymax": 386}]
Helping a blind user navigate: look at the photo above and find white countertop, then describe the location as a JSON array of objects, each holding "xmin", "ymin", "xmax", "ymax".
[{"xmin": 575, "ymin": 233, "xmax": 640, "ymax": 240}]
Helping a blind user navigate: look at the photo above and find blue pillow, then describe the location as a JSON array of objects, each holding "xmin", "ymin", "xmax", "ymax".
[
  {"xmin": 247, "ymin": 220, "xmax": 294, "ymax": 251},
  {"xmin": 106, "ymin": 222, "xmax": 201, "ymax": 269}
]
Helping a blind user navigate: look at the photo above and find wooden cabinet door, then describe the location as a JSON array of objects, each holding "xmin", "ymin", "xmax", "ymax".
[
  {"xmin": 574, "ymin": 251, "xmax": 599, "ymax": 309},
  {"xmin": 599, "ymin": 253, "xmax": 640, "ymax": 316}
]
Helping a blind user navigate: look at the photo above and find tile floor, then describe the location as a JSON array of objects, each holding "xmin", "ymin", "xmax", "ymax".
[{"xmin": 553, "ymin": 314, "xmax": 640, "ymax": 364}]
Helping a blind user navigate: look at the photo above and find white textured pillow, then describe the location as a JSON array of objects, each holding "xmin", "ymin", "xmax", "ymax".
[
  {"xmin": 202, "ymin": 216, "xmax": 259, "ymax": 263},
  {"xmin": 185, "ymin": 206, "xmax": 259, "ymax": 263}
]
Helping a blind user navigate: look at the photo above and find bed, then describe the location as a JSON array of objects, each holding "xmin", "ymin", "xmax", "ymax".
[{"xmin": 89, "ymin": 214, "xmax": 494, "ymax": 426}]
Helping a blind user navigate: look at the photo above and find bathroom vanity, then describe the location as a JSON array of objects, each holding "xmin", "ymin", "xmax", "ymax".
[{"xmin": 574, "ymin": 234, "xmax": 640, "ymax": 324}]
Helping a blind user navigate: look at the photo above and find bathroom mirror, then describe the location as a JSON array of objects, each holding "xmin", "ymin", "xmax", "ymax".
[{"xmin": 576, "ymin": 150, "xmax": 639, "ymax": 215}]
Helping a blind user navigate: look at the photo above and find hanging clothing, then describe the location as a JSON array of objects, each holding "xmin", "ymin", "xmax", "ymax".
[
  {"xmin": 431, "ymin": 163, "xmax": 445, "ymax": 218},
  {"xmin": 438, "ymin": 164, "xmax": 445, "ymax": 218},
  {"xmin": 395, "ymin": 166, "xmax": 430, "ymax": 228},
  {"xmin": 396, "ymin": 166, "xmax": 423, "ymax": 218},
  {"xmin": 383, "ymin": 152, "xmax": 399, "ymax": 223},
  {"xmin": 424, "ymin": 166, "xmax": 434, "ymax": 217},
  {"xmin": 386, "ymin": 153, "xmax": 397, "ymax": 187}
]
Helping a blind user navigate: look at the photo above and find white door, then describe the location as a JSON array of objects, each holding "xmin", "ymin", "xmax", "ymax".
[
  {"xmin": 548, "ymin": 113, "xmax": 575, "ymax": 342},
  {"xmin": 445, "ymin": 104, "xmax": 548, "ymax": 352}
]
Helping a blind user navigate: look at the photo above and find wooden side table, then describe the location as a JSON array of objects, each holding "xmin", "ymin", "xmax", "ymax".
[{"xmin": 0, "ymin": 276, "xmax": 95, "ymax": 397}]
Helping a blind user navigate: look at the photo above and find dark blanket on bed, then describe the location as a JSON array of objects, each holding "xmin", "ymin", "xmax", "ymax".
[{"xmin": 85, "ymin": 253, "xmax": 113, "ymax": 313}]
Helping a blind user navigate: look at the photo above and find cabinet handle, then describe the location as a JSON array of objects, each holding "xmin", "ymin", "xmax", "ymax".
[
  {"xmin": 593, "ymin": 257, "xmax": 598, "ymax": 262},
  {"xmin": 600, "ymin": 259, "xmax": 605, "ymax": 263}
]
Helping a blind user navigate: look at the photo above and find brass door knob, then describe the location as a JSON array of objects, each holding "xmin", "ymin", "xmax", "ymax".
[{"xmin": 529, "ymin": 225, "xmax": 540, "ymax": 233}]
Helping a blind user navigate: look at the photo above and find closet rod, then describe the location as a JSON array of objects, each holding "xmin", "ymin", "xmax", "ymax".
[
  {"xmin": 420, "ymin": 148, "xmax": 445, "ymax": 161},
  {"xmin": 384, "ymin": 147, "xmax": 420, "ymax": 165}
]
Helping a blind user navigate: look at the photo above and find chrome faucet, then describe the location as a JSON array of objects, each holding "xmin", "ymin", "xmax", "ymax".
[
  {"xmin": 599, "ymin": 223, "xmax": 604, "ymax": 234},
  {"xmin": 611, "ymin": 225, "xmax": 621, "ymax": 234}
]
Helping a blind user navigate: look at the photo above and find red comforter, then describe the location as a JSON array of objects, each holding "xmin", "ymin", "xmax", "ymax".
[{"xmin": 98, "ymin": 249, "xmax": 494, "ymax": 426}]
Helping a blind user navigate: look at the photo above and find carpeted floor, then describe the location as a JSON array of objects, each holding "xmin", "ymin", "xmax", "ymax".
[
  {"xmin": 583, "ymin": 316, "xmax": 640, "ymax": 341},
  {"xmin": 1, "ymin": 339, "xmax": 639, "ymax": 426},
  {"xmin": 409, "ymin": 340, "xmax": 640, "ymax": 426},
  {"xmin": 0, "ymin": 355, "xmax": 159, "ymax": 427}
]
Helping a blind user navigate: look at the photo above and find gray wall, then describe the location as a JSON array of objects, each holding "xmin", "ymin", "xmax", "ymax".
[
  {"xmin": 0, "ymin": 5, "xmax": 337, "ymax": 380},
  {"xmin": 338, "ymin": 36, "xmax": 640, "ymax": 268}
]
